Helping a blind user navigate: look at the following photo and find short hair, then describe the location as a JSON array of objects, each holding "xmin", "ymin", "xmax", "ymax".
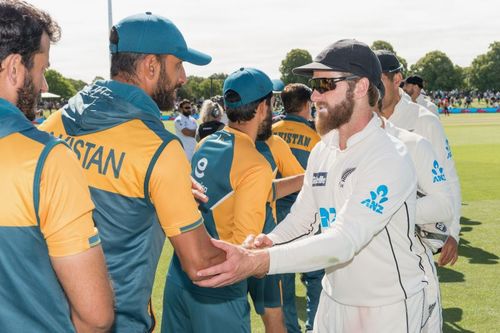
[
  {"xmin": 0, "ymin": 0, "xmax": 61, "ymax": 70},
  {"xmin": 109, "ymin": 27, "xmax": 164, "ymax": 80},
  {"xmin": 347, "ymin": 77, "xmax": 380, "ymax": 108},
  {"xmin": 281, "ymin": 83, "xmax": 311, "ymax": 114},
  {"xmin": 179, "ymin": 99, "xmax": 191, "ymax": 108},
  {"xmin": 224, "ymin": 91, "xmax": 272, "ymax": 122},
  {"xmin": 200, "ymin": 99, "xmax": 223, "ymax": 123}
]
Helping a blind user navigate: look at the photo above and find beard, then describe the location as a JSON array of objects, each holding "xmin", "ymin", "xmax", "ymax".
[
  {"xmin": 151, "ymin": 61, "xmax": 180, "ymax": 111},
  {"xmin": 315, "ymin": 88, "xmax": 355, "ymax": 136},
  {"xmin": 256, "ymin": 104, "xmax": 273, "ymax": 141},
  {"xmin": 16, "ymin": 72, "xmax": 39, "ymax": 121}
]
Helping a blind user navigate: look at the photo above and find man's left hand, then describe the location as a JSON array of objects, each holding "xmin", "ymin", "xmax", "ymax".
[
  {"xmin": 438, "ymin": 236, "xmax": 458, "ymax": 266},
  {"xmin": 194, "ymin": 239, "xmax": 270, "ymax": 288}
]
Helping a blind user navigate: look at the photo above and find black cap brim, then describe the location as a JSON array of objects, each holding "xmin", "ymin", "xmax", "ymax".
[{"xmin": 293, "ymin": 62, "xmax": 349, "ymax": 77}]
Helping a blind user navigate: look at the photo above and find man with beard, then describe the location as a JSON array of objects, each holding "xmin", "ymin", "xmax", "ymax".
[
  {"xmin": 403, "ymin": 75, "xmax": 440, "ymax": 117},
  {"xmin": 163, "ymin": 67, "xmax": 276, "ymax": 333},
  {"xmin": 195, "ymin": 40, "xmax": 428, "ymax": 332},
  {"xmin": 175, "ymin": 99, "xmax": 198, "ymax": 160},
  {"xmin": 40, "ymin": 12, "xmax": 225, "ymax": 333},
  {"xmin": 0, "ymin": 1, "xmax": 114, "ymax": 332}
]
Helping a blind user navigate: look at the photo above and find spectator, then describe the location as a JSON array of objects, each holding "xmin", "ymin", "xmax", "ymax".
[
  {"xmin": 195, "ymin": 99, "xmax": 225, "ymax": 141},
  {"xmin": 174, "ymin": 99, "xmax": 198, "ymax": 160}
]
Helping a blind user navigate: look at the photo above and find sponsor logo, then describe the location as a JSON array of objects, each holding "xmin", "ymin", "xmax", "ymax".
[
  {"xmin": 312, "ymin": 172, "xmax": 328, "ymax": 187},
  {"xmin": 339, "ymin": 167, "xmax": 356, "ymax": 188},
  {"xmin": 194, "ymin": 157, "xmax": 208, "ymax": 178},
  {"xmin": 319, "ymin": 207, "xmax": 336, "ymax": 228},
  {"xmin": 432, "ymin": 160, "xmax": 446, "ymax": 183},
  {"xmin": 361, "ymin": 185, "xmax": 389, "ymax": 214},
  {"xmin": 445, "ymin": 139, "xmax": 453, "ymax": 159}
]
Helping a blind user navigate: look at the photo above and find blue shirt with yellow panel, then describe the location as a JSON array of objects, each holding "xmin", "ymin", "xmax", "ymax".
[
  {"xmin": 164, "ymin": 126, "xmax": 274, "ymax": 332},
  {"xmin": 0, "ymin": 98, "xmax": 99, "ymax": 332},
  {"xmin": 39, "ymin": 80, "xmax": 202, "ymax": 333}
]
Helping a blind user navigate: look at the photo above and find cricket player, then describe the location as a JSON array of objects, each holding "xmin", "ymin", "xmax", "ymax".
[
  {"xmin": 376, "ymin": 50, "xmax": 462, "ymax": 270},
  {"xmin": 0, "ymin": 1, "xmax": 113, "ymax": 331},
  {"xmin": 40, "ymin": 12, "xmax": 225, "ymax": 332},
  {"xmin": 162, "ymin": 67, "xmax": 275, "ymax": 333},
  {"xmin": 195, "ymin": 40, "xmax": 428, "ymax": 333},
  {"xmin": 403, "ymin": 75, "xmax": 440, "ymax": 117}
]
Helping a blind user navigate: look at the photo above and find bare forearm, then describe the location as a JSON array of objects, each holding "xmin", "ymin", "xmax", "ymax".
[{"xmin": 273, "ymin": 174, "xmax": 304, "ymax": 200}]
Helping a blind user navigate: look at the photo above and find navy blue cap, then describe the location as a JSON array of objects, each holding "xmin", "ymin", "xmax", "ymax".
[
  {"xmin": 374, "ymin": 50, "xmax": 403, "ymax": 73},
  {"xmin": 293, "ymin": 39, "xmax": 384, "ymax": 99},
  {"xmin": 110, "ymin": 12, "xmax": 211, "ymax": 66},
  {"xmin": 223, "ymin": 68, "xmax": 273, "ymax": 108}
]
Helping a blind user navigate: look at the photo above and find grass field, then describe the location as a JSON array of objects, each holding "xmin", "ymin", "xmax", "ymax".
[{"xmin": 152, "ymin": 114, "xmax": 500, "ymax": 332}]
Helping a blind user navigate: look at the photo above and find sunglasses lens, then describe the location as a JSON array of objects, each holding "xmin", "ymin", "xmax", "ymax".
[{"xmin": 311, "ymin": 78, "xmax": 336, "ymax": 94}]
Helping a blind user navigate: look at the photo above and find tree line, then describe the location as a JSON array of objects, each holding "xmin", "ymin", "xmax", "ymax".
[{"xmin": 45, "ymin": 40, "xmax": 500, "ymax": 101}]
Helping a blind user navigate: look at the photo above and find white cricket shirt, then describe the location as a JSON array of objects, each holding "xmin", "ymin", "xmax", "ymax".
[
  {"xmin": 389, "ymin": 91, "xmax": 461, "ymax": 241},
  {"xmin": 174, "ymin": 114, "xmax": 198, "ymax": 160},
  {"xmin": 268, "ymin": 114, "xmax": 426, "ymax": 307},
  {"xmin": 384, "ymin": 120, "xmax": 454, "ymax": 226}
]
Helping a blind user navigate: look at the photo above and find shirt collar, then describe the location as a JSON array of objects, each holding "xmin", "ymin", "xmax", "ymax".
[
  {"xmin": 321, "ymin": 113, "xmax": 381, "ymax": 150},
  {"xmin": 95, "ymin": 80, "xmax": 161, "ymax": 119}
]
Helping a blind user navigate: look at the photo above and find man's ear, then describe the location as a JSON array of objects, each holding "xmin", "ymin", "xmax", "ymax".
[
  {"xmin": 140, "ymin": 54, "xmax": 161, "ymax": 81},
  {"xmin": 353, "ymin": 77, "xmax": 370, "ymax": 99},
  {"xmin": 256, "ymin": 99, "xmax": 268, "ymax": 120},
  {"xmin": 1, "ymin": 54, "xmax": 25, "ymax": 88},
  {"xmin": 393, "ymin": 72, "xmax": 403, "ymax": 89}
]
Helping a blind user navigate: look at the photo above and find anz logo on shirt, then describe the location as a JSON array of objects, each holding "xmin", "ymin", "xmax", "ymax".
[
  {"xmin": 445, "ymin": 139, "xmax": 453, "ymax": 159},
  {"xmin": 319, "ymin": 207, "xmax": 336, "ymax": 228},
  {"xmin": 361, "ymin": 185, "xmax": 389, "ymax": 214},
  {"xmin": 432, "ymin": 160, "xmax": 446, "ymax": 183}
]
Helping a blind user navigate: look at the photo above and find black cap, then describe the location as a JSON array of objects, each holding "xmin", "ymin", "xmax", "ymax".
[
  {"xmin": 405, "ymin": 75, "xmax": 424, "ymax": 89},
  {"xmin": 374, "ymin": 50, "xmax": 403, "ymax": 73},
  {"xmin": 293, "ymin": 39, "xmax": 384, "ymax": 99}
]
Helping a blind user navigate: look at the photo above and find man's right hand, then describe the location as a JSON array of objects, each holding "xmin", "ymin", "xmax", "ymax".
[
  {"xmin": 242, "ymin": 233, "xmax": 274, "ymax": 249},
  {"xmin": 194, "ymin": 239, "xmax": 270, "ymax": 288}
]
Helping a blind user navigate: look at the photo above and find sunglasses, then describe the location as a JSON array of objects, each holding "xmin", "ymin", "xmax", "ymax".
[
  {"xmin": 183, "ymin": 106, "xmax": 192, "ymax": 110},
  {"xmin": 309, "ymin": 75, "xmax": 359, "ymax": 94}
]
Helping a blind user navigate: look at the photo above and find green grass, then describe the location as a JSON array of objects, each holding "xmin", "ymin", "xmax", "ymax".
[{"xmin": 152, "ymin": 114, "xmax": 500, "ymax": 332}]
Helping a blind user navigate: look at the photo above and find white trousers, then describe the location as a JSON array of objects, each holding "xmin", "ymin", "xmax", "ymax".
[
  {"xmin": 418, "ymin": 240, "xmax": 443, "ymax": 333},
  {"xmin": 313, "ymin": 289, "xmax": 428, "ymax": 333}
]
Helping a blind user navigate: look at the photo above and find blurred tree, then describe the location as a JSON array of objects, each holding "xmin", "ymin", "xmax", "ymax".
[
  {"xmin": 371, "ymin": 40, "xmax": 409, "ymax": 77},
  {"xmin": 279, "ymin": 49, "xmax": 312, "ymax": 85},
  {"xmin": 469, "ymin": 41, "xmax": 500, "ymax": 91},
  {"xmin": 92, "ymin": 76, "xmax": 105, "ymax": 83},
  {"xmin": 44, "ymin": 69, "xmax": 76, "ymax": 99},
  {"xmin": 371, "ymin": 40, "xmax": 395, "ymax": 53},
  {"xmin": 67, "ymin": 78, "xmax": 88, "ymax": 92},
  {"xmin": 410, "ymin": 51, "xmax": 463, "ymax": 91}
]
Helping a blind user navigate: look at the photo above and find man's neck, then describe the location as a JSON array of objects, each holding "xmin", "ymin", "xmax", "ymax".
[
  {"xmin": 228, "ymin": 121, "xmax": 258, "ymax": 142},
  {"xmin": 381, "ymin": 91, "xmax": 401, "ymax": 119},
  {"xmin": 337, "ymin": 108, "xmax": 373, "ymax": 150}
]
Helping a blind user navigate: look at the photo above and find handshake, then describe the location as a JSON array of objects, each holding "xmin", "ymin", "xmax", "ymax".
[{"xmin": 193, "ymin": 234, "xmax": 274, "ymax": 288}]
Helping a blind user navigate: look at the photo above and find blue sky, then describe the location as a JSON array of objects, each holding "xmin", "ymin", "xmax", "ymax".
[{"xmin": 31, "ymin": 0, "xmax": 500, "ymax": 83}]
